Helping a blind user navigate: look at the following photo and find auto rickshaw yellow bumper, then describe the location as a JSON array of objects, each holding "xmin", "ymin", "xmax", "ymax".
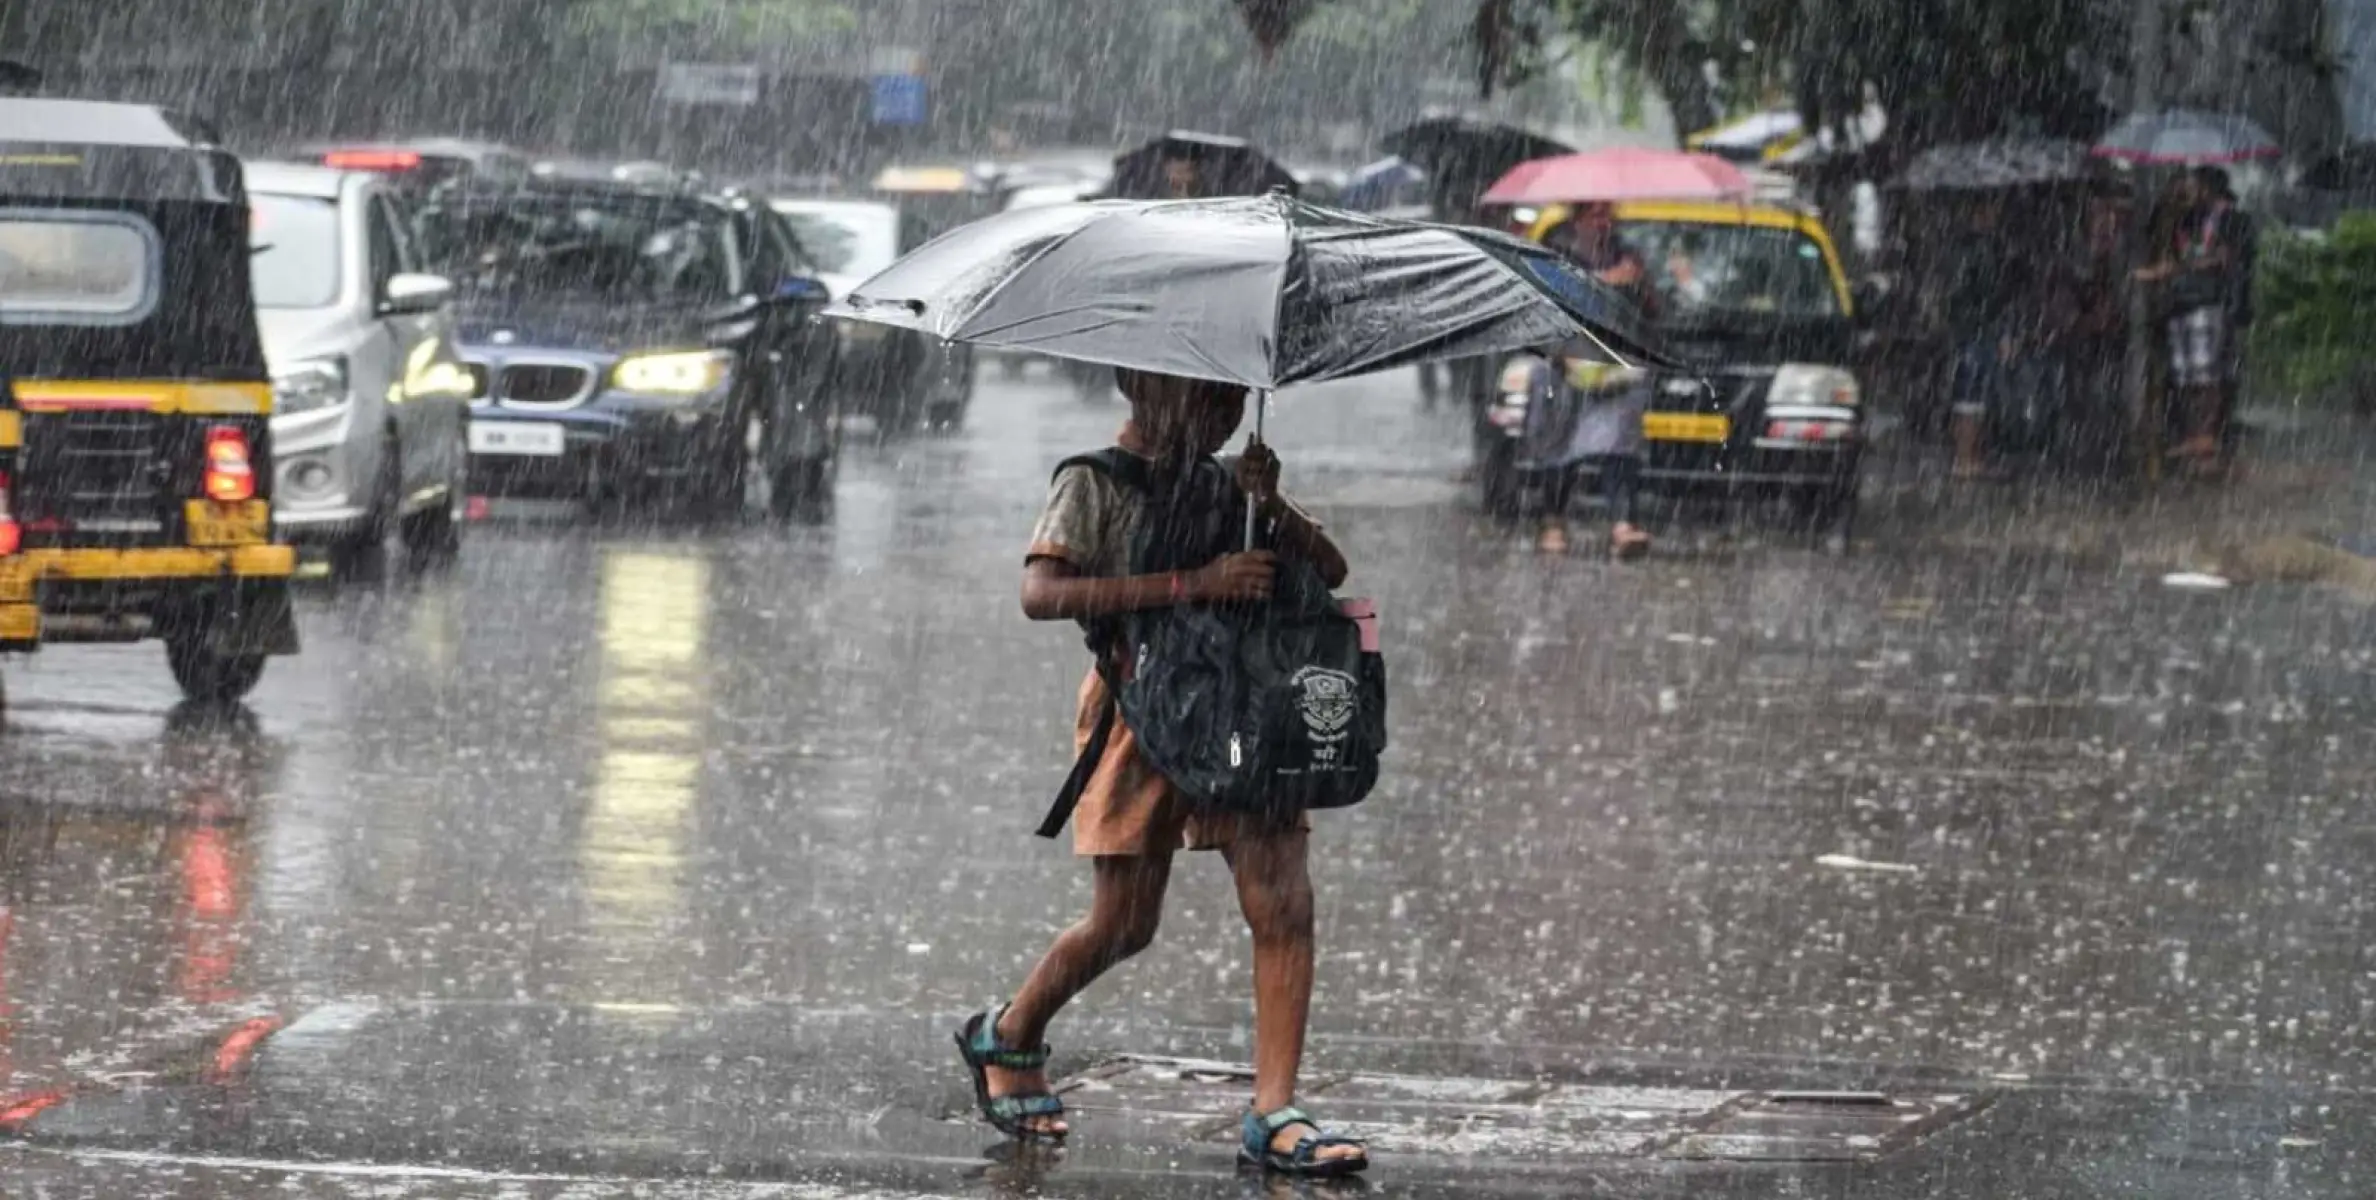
[{"xmin": 0, "ymin": 545, "xmax": 297, "ymax": 651}]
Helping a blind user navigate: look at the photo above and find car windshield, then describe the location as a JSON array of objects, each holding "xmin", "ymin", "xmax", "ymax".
[
  {"xmin": 772, "ymin": 203, "xmax": 901, "ymax": 276},
  {"xmin": 1617, "ymin": 219, "xmax": 1842, "ymax": 323},
  {"xmin": 413, "ymin": 191, "xmax": 742, "ymax": 302},
  {"xmin": 248, "ymin": 193, "xmax": 343, "ymax": 309}
]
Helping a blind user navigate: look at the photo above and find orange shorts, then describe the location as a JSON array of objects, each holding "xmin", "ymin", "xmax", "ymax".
[{"xmin": 1067, "ymin": 667, "xmax": 1308, "ymax": 857}]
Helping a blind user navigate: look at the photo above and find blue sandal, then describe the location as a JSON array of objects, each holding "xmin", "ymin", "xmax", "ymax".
[
  {"xmin": 954, "ymin": 1008, "xmax": 1067, "ymax": 1142},
  {"xmin": 1240, "ymin": 1105, "xmax": 1370, "ymax": 1177}
]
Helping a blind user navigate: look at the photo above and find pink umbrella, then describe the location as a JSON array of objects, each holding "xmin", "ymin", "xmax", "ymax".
[{"xmin": 1480, "ymin": 148, "xmax": 1753, "ymax": 206}]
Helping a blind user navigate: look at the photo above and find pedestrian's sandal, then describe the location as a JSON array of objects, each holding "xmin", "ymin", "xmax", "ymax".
[
  {"xmin": 954, "ymin": 1008, "xmax": 1066, "ymax": 1141},
  {"xmin": 1239, "ymin": 1104, "xmax": 1369, "ymax": 1177}
]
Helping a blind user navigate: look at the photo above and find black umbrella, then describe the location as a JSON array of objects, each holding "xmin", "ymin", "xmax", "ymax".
[
  {"xmin": 824, "ymin": 193, "xmax": 1661, "ymax": 395},
  {"xmin": 1887, "ymin": 138, "xmax": 2097, "ymax": 191},
  {"xmin": 2093, "ymin": 109, "xmax": 2281, "ymax": 165},
  {"xmin": 0, "ymin": 58, "xmax": 41, "ymax": 96},
  {"xmin": 2303, "ymin": 143, "xmax": 2376, "ymax": 193},
  {"xmin": 1108, "ymin": 131, "xmax": 1298, "ymax": 199},
  {"xmin": 1381, "ymin": 115, "xmax": 1571, "ymax": 215}
]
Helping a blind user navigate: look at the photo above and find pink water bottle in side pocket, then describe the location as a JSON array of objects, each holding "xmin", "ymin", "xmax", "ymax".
[{"xmin": 1338, "ymin": 598, "xmax": 1379, "ymax": 653}]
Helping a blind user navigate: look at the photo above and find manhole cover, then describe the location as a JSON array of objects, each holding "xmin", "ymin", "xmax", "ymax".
[{"xmin": 1058, "ymin": 1057, "xmax": 1988, "ymax": 1165}]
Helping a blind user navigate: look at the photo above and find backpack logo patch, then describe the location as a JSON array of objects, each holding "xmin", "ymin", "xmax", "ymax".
[{"xmin": 1291, "ymin": 666, "xmax": 1358, "ymax": 758}]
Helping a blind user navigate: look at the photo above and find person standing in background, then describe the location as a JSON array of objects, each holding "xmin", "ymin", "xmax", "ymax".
[{"xmin": 2136, "ymin": 168, "xmax": 2246, "ymax": 472}]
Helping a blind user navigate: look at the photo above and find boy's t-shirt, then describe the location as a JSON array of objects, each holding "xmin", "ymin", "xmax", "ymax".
[
  {"xmin": 1026, "ymin": 462, "xmax": 1141, "ymax": 582},
  {"xmin": 1024, "ymin": 447, "xmax": 1316, "ymax": 637}
]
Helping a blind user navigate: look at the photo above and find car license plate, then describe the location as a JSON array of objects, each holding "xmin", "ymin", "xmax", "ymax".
[
  {"xmin": 185, "ymin": 500, "xmax": 269, "ymax": 546},
  {"xmin": 469, "ymin": 422, "xmax": 565, "ymax": 457},
  {"xmin": 1643, "ymin": 412, "xmax": 1730, "ymax": 443}
]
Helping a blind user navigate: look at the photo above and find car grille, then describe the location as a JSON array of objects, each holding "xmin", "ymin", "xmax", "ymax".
[
  {"xmin": 495, "ymin": 363, "xmax": 594, "ymax": 407},
  {"xmin": 21, "ymin": 411, "xmax": 176, "ymax": 542}
]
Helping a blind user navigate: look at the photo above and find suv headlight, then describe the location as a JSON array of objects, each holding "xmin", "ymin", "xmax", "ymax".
[
  {"xmin": 1767, "ymin": 363, "xmax": 1859, "ymax": 409},
  {"xmin": 271, "ymin": 357, "xmax": 349, "ymax": 416},
  {"xmin": 611, "ymin": 349, "xmax": 733, "ymax": 396}
]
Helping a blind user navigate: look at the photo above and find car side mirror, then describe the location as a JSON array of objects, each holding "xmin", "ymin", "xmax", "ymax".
[
  {"xmin": 773, "ymin": 275, "xmax": 830, "ymax": 303},
  {"xmin": 380, "ymin": 272, "xmax": 453, "ymax": 316}
]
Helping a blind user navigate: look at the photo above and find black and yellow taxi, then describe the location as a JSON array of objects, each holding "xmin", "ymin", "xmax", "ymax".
[
  {"xmin": 1487, "ymin": 199, "xmax": 1866, "ymax": 541},
  {"xmin": 0, "ymin": 99, "xmax": 297, "ymax": 702}
]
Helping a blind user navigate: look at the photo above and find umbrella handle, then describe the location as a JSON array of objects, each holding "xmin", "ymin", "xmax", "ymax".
[{"xmin": 1244, "ymin": 390, "xmax": 1268, "ymax": 551}]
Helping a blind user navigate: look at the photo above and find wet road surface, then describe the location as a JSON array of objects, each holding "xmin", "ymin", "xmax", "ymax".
[{"xmin": 2, "ymin": 370, "xmax": 2373, "ymax": 1196}]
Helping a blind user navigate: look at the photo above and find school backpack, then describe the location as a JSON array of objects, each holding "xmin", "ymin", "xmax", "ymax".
[{"xmin": 1035, "ymin": 448, "xmax": 1386, "ymax": 837}]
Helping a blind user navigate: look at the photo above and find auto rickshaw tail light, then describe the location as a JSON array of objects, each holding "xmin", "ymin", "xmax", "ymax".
[
  {"xmin": 204, "ymin": 426, "xmax": 256, "ymax": 502},
  {"xmin": 0, "ymin": 469, "xmax": 18, "ymax": 556}
]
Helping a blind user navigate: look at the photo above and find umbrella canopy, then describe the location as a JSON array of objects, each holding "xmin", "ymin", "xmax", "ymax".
[
  {"xmin": 1108, "ymin": 131, "xmax": 1298, "ymax": 199},
  {"xmin": 2302, "ymin": 143, "xmax": 2376, "ymax": 193},
  {"xmin": 1481, "ymin": 149, "xmax": 1752, "ymax": 206},
  {"xmin": 2092, "ymin": 109, "xmax": 2281, "ymax": 165},
  {"xmin": 1888, "ymin": 138, "xmax": 2096, "ymax": 191},
  {"xmin": 1381, "ymin": 115, "xmax": 1572, "ymax": 213},
  {"xmin": 1338, "ymin": 155, "xmax": 1428, "ymax": 212},
  {"xmin": 824, "ymin": 194, "xmax": 1661, "ymax": 390},
  {"xmin": 1686, "ymin": 108, "xmax": 1805, "ymax": 164}
]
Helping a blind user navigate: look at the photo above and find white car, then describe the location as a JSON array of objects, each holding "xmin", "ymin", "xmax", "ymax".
[
  {"xmin": 771, "ymin": 196, "xmax": 975, "ymax": 432},
  {"xmin": 248, "ymin": 162, "xmax": 471, "ymax": 570}
]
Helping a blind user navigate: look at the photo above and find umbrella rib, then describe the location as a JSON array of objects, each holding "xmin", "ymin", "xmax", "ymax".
[{"xmin": 927, "ymin": 203, "xmax": 1133, "ymax": 337}]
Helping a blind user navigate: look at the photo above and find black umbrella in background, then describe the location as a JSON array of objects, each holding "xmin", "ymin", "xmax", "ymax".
[
  {"xmin": 1108, "ymin": 131, "xmax": 1299, "ymax": 199},
  {"xmin": 0, "ymin": 59, "xmax": 41, "ymax": 97},
  {"xmin": 1382, "ymin": 115, "xmax": 1571, "ymax": 217},
  {"xmin": 2303, "ymin": 143, "xmax": 2376, "ymax": 194}
]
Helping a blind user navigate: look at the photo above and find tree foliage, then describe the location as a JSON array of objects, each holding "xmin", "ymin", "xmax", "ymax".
[
  {"xmin": 2251, "ymin": 213, "xmax": 2376, "ymax": 398},
  {"xmin": 1256, "ymin": 0, "xmax": 2126, "ymax": 151}
]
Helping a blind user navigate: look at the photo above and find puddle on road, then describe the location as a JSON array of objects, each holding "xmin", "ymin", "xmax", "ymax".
[{"xmin": 1058, "ymin": 1055, "xmax": 1986, "ymax": 1164}]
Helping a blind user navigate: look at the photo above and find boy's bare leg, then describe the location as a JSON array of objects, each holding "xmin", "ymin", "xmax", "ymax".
[
  {"xmin": 987, "ymin": 853, "xmax": 1174, "ymax": 1136},
  {"xmin": 1225, "ymin": 828, "xmax": 1361, "ymax": 1163}
]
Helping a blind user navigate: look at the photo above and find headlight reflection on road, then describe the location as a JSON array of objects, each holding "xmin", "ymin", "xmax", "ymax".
[{"xmin": 581, "ymin": 549, "xmax": 710, "ymax": 1005}]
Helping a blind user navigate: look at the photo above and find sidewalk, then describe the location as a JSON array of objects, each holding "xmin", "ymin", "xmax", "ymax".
[{"xmin": 1862, "ymin": 405, "xmax": 2376, "ymax": 591}]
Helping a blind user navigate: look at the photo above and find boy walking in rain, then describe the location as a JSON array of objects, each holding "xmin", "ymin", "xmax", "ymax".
[{"xmin": 953, "ymin": 368, "xmax": 1370, "ymax": 1178}]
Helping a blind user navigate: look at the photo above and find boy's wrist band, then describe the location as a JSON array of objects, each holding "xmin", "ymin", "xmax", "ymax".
[{"xmin": 1169, "ymin": 572, "xmax": 1188, "ymax": 602}]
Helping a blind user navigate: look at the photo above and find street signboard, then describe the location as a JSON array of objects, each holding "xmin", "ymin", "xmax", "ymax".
[{"xmin": 872, "ymin": 75, "xmax": 928, "ymax": 126}]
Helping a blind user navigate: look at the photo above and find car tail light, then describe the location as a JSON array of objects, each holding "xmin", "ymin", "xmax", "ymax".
[
  {"xmin": 1766, "ymin": 419, "xmax": 1852, "ymax": 443},
  {"xmin": 0, "ymin": 469, "xmax": 18, "ymax": 556},
  {"xmin": 322, "ymin": 149, "xmax": 423, "ymax": 172},
  {"xmin": 203, "ymin": 426, "xmax": 256, "ymax": 502}
]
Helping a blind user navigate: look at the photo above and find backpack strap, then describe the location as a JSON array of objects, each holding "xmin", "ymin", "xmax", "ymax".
[
  {"xmin": 1035, "ymin": 681, "xmax": 1116, "ymax": 839},
  {"xmin": 1053, "ymin": 447, "xmax": 1151, "ymax": 492},
  {"xmin": 1035, "ymin": 447, "xmax": 1137, "ymax": 839}
]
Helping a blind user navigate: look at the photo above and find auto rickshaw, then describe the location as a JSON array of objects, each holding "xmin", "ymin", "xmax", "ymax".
[
  {"xmin": 1484, "ymin": 198, "xmax": 1867, "ymax": 545},
  {"xmin": 0, "ymin": 99, "xmax": 297, "ymax": 701}
]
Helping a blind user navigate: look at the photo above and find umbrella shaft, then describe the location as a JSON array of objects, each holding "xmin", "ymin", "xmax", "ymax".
[{"xmin": 1244, "ymin": 392, "xmax": 1267, "ymax": 551}]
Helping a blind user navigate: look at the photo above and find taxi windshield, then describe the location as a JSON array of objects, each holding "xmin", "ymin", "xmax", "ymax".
[{"xmin": 1617, "ymin": 219, "xmax": 1841, "ymax": 324}]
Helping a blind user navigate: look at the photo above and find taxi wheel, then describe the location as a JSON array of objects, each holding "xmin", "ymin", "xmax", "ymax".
[
  {"xmin": 166, "ymin": 639, "xmax": 267, "ymax": 703},
  {"xmin": 1795, "ymin": 486, "xmax": 1857, "ymax": 555}
]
